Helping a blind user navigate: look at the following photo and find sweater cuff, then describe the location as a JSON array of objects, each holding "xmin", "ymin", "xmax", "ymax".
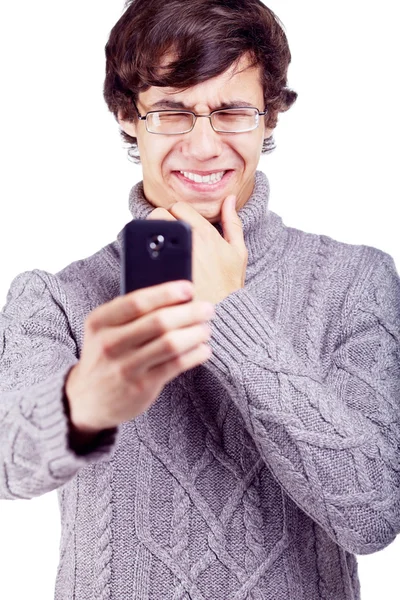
[
  {"xmin": 28, "ymin": 364, "xmax": 119, "ymax": 480},
  {"xmin": 207, "ymin": 288, "xmax": 276, "ymax": 377}
]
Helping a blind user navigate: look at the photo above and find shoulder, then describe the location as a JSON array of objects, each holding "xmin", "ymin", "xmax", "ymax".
[
  {"xmin": 284, "ymin": 221, "xmax": 398, "ymax": 320},
  {"xmin": 51, "ymin": 240, "xmax": 121, "ymax": 311},
  {"xmin": 281, "ymin": 216, "xmax": 396, "ymax": 275},
  {"xmin": 2, "ymin": 240, "xmax": 120, "ymax": 335},
  {"xmin": 312, "ymin": 231, "xmax": 398, "ymax": 292}
]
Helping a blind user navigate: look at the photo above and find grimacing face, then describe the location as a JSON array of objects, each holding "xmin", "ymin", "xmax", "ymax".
[{"xmin": 117, "ymin": 54, "xmax": 274, "ymax": 223}]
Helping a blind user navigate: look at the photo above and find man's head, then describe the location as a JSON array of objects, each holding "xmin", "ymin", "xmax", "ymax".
[{"xmin": 103, "ymin": 0, "xmax": 297, "ymax": 221}]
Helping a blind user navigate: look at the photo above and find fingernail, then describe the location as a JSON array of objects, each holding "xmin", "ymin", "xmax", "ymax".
[{"xmin": 180, "ymin": 282, "xmax": 193, "ymax": 299}]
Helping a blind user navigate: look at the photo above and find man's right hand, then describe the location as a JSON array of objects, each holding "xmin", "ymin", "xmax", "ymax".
[{"xmin": 65, "ymin": 280, "xmax": 215, "ymax": 436}]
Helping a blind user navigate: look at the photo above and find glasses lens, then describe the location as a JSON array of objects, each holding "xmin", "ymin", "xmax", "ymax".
[
  {"xmin": 212, "ymin": 108, "xmax": 259, "ymax": 132},
  {"xmin": 147, "ymin": 111, "xmax": 194, "ymax": 134}
]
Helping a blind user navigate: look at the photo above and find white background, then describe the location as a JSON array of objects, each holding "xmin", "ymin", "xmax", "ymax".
[{"xmin": 0, "ymin": 1, "xmax": 399, "ymax": 598}]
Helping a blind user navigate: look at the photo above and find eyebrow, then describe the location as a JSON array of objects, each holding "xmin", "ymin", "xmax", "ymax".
[{"xmin": 148, "ymin": 99, "xmax": 256, "ymax": 111}]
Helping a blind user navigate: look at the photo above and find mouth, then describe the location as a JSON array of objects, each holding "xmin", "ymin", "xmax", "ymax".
[{"xmin": 173, "ymin": 169, "xmax": 234, "ymax": 192}]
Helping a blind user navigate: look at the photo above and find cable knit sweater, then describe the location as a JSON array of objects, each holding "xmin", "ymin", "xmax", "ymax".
[{"xmin": 0, "ymin": 170, "xmax": 399, "ymax": 600}]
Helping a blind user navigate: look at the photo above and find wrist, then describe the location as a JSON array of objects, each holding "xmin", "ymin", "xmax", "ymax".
[{"xmin": 63, "ymin": 365, "xmax": 103, "ymax": 453}]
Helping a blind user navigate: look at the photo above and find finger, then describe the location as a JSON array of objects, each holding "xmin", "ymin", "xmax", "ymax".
[
  {"xmin": 124, "ymin": 321, "xmax": 211, "ymax": 373},
  {"xmin": 99, "ymin": 300, "xmax": 214, "ymax": 357},
  {"xmin": 146, "ymin": 207, "xmax": 177, "ymax": 221},
  {"xmin": 220, "ymin": 195, "xmax": 245, "ymax": 249},
  {"xmin": 168, "ymin": 201, "xmax": 213, "ymax": 231},
  {"xmin": 87, "ymin": 280, "xmax": 193, "ymax": 331},
  {"xmin": 149, "ymin": 342, "xmax": 212, "ymax": 384}
]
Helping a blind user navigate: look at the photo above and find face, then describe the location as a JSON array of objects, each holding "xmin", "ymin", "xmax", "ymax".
[{"xmin": 118, "ymin": 54, "xmax": 274, "ymax": 223}]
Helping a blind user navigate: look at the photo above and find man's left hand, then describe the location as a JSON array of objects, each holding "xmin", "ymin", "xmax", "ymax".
[{"xmin": 146, "ymin": 195, "xmax": 248, "ymax": 304}]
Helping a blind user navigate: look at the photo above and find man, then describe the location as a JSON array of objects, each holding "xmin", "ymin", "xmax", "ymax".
[{"xmin": 1, "ymin": 1, "xmax": 399, "ymax": 599}]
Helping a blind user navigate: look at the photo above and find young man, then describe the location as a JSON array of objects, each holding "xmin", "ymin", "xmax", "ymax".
[{"xmin": 1, "ymin": 1, "xmax": 399, "ymax": 599}]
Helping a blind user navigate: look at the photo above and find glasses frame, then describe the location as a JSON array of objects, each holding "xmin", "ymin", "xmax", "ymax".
[{"xmin": 132, "ymin": 101, "xmax": 267, "ymax": 135}]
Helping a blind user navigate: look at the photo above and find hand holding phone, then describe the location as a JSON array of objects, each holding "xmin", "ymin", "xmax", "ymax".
[{"xmin": 63, "ymin": 220, "xmax": 215, "ymax": 443}]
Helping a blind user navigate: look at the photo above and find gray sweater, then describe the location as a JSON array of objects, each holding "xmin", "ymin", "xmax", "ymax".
[{"xmin": 1, "ymin": 170, "xmax": 399, "ymax": 600}]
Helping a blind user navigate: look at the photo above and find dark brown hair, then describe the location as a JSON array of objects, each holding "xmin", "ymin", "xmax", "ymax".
[{"xmin": 103, "ymin": 0, "xmax": 298, "ymax": 163}]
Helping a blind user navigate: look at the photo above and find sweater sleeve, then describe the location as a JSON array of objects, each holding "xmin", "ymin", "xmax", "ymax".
[
  {"xmin": 205, "ymin": 249, "xmax": 400, "ymax": 556},
  {"xmin": 0, "ymin": 270, "xmax": 120, "ymax": 500}
]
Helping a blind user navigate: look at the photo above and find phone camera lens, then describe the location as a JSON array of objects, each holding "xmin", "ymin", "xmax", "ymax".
[
  {"xmin": 148, "ymin": 234, "xmax": 165, "ymax": 258},
  {"xmin": 149, "ymin": 234, "xmax": 165, "ymax": 250}
]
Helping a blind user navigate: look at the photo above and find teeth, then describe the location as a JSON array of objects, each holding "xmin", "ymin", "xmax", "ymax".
[{"xmin": 180, "ymin": 171, "xmax": 226, "ymax": 184}]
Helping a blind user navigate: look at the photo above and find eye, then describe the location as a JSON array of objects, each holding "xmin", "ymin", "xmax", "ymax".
[{"xmin": 158, "ymin": 112, "xmax": 189, "ymax": 121}]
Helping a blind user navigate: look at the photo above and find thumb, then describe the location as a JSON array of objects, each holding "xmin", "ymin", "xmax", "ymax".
[{"xmin": 221, "ymin": 195, "xmax": 244, "ymax": 247}]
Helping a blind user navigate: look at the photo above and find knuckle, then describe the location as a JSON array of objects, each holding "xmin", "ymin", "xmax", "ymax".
[
  {"xmin": 133, "ymin": 375, "xmax": 148, "ymax": 396},
  {"xmin": 85, "ymin": 311, "xmax": 99, "ymax": 334},
  {"xmin": 115, "ymin": 359, "xmax": 134, "ymax": 381},
  {"xmin": 172, "ymin": 352, "xmax": 186, "ymax": 369},
  {"xmin": 163, "ymin": 331, "xmax": 179, "ymax": 354},
  {"xmin": 130, "ymin": 295, "xmax": 144, "ymax": 315},
  {"xmin": 99, "ymin": 338, "xmax": 115, "ymax": 359},
  {"xmin": 115, "ymin": 354, "xmax": 141, "ymax": 382},
  {"xmin": 153, "ymin": 312, "xmax": 170, "ymax": 334},
  {"xmin": 99, "ymin": 344, "xmax": 112, "ymax": 359}
]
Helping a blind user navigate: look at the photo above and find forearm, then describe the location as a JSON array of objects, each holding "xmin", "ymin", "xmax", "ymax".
[
  {"xmin": 0, "ymin": 366, "xmax": 118, "ymax": 500},
  {"xmin": 0, "ymin": 270, "xmax": 120, "ymax": 499},
  {"xmin": 205, "ymin": 286, "xmax": 400, "ymax": 554}
]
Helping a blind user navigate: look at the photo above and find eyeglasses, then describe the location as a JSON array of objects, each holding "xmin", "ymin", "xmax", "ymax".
[{"xmin": 133, "ymin": 103, "xmax": 267, "ymax": 135}]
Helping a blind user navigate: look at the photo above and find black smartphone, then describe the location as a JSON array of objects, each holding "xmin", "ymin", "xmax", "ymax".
[{"xmin": 120, "ymin": 219, "xmax": 192, "ymax": 295}]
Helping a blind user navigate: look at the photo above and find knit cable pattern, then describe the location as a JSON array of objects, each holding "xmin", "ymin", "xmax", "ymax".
[
  {"xmin": 205, "ymin": 245, "xmax": 400, "ymax": 558},
  {"xmin": 94, "ymin": 462, "xmax": 113, "ymax": 600},
  {"xmin": 1, "ymin": 170, "xmax": 399, "ymax": 599}
]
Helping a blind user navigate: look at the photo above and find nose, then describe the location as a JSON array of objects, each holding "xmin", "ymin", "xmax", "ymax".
[{"xmin": 181, "ymin": 115, "xmax": 223, "ymax": 161}]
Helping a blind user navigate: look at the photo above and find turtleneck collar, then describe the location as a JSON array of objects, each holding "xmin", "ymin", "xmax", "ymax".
[{"xmin": 117, "ymin": 170, "xmax": 284, "ymax": 269}]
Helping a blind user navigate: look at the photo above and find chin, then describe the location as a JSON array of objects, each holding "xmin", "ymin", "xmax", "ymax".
[
  {"xmin": 197, "ymin": 205, "xmax": 222, "ymax": 222},
  {"xmin": 206, "ymin": 214, "xmax": 220, "ymax": 224}
]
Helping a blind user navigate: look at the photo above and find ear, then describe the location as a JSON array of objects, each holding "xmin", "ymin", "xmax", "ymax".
[
  {"xmin": 117, "ymin": 109, "xmax": 137, "ymax": 137},
  {"xmin": 264, "ymin": 125, "xmax": 275, "ymax": 139}
]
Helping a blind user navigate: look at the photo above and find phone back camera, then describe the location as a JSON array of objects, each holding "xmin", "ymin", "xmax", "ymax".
[{"xmin": 148, "ymin": 234, "xmax": 165, "ymax": 258}]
